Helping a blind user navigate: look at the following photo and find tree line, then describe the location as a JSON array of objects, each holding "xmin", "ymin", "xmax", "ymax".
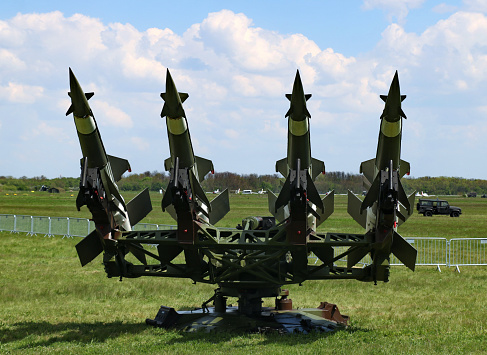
[{"xmin": 1, "ymin": 172, "xmax": 487, "ymax": 196}]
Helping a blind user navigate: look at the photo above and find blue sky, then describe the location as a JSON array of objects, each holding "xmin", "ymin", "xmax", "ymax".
[{"xmin": 1, "ymin": 0, "xmax": 486, "ymax": 179}]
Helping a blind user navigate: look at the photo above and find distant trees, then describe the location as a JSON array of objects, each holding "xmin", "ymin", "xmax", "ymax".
[{"xmin": 2, "ymin": 172, "xmax": 487, "ymax": 196}]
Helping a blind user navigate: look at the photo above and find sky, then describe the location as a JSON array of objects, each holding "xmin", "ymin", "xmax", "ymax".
[{"xmin": 1, "ymin": 0, "xmax": 487, "ymax": 179}]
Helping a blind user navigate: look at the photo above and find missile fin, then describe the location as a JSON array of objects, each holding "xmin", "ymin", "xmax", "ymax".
[
  {"xmin": 391, "ymin": 231, "xmax": 417, "ymax": 271},
  {"xmin": 194, "ymin": 156, "xmax": 214, "ymax": 182},
  {"xmin": 360, "ymin": 158, "xmax": 376, "ymax": 186},
  {"xmin": 380, "ymin": 95, "xmax": 388, "ymax": 102},
  {"xmin": 400, "ymin": 108, "xmax": 407, "ymax": 119},
  {"xmin": 311, "ymin": 157, "xmax": 325, "ymax": 180},
  {"xmin": 285, "ymin": 94, "xmax": 292, "ymax": 101},
  {"xmin": 208, "ymin": 188, "xmax": 230, "ymax": 225},
  {"xmin": 161, "ymin": 186, "xmax": 173, "ymax": 212},
  {"xmin": 108, "ymin": 155, "xmax": 131, "ymax": 182},
  {"xmin": 401, "ymin": 95, "xmax": 407, "ymax": 102},
  {"xmin": 126, "ymin": 188, "xmax": 152, "ymax": 226},
  {"xmin": 164, "ymin": 157, "xmax": 172, "ymax": 172},
  {"xmin": 397, "ymin": 179, "xmax": 410, "ymax": 212},
  {"xmin": 75, "ymin": 229, "xmax": 103, "ymax": 267},
  {"xmin": 305, "ymin": 94, "xmax": 312, "ymax": 101},
  {"xmin": 179, "ymin": 92, "xmax": 189, "ymax": 103},
  {"xmin": 306, "ymin": 171, "xmax": 324, "ymax": 214},
  {"xmin": 285, "ymin": 107, "xmax": 292, "ymax": 118},
  {"xmin": 189, "ymin": 169, "xmax": 211, "ymax": 213},
  {"xmin": 347, "ymin": 246, "xmax": 370, "ymax": 269},
  {"xmin": 161, "ymin": 102, "xmax": 186, "ymax": 118},
  {"xmin": 275, "ymin": 174, "xmax": 291, "ymax": 212},
  {"xmin": 361, "ymin": 173, "xmax": 380, "ymax": 211},
  {"xmin": 275, "ymin": 158, "xmax": 288, "ymax": 177},
  {"xmin": 268, "ymin": 190, "xmax": 289, "ymax": 222},
  {"xmin": 316, "ymin": 190, "xmax": 334, "ymax": 227},
  {"xmin": 398, "ymin": 192, "xmax": 416, "ymax": 226},
  {"xmin": 399, "ymin": 159, "xmax": 410, "ymax": 178},
  {"xmin": 66, "ymin": 92, "xmax": 94, "ymax": 116},
  {"xmin": 347, "ymin": 190, "xmax": 366, "ymax": 229},
  {"xmin": 101, "ymin": 169, "xmax": 127, "ymax": 211}
]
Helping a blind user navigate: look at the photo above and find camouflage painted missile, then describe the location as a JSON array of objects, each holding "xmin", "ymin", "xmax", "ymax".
[
  {"xmin": 67, "ymin": 68, "xmax": 152, "ymax": 266},
  {"xmin": 269, "ymin": 70, "xmax": 334, "ymax": 235},
  {"xmin": 347, "ymin": 71, "xmax": 416, "ymax": 282},
  {"xmin": 160, "ymin": 69, "xmax": 229, "ymax": 226}
]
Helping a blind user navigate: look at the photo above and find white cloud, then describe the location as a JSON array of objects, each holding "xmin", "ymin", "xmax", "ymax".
[
  {"xmin": 130, "ymin": 136, "xmax": 150, "ymax": 151},
  {"xmin": 362, "ymin": 0, "xmax": 425, "ymax": 22},
  {"xmin": 94, "ymin": 101, "xmax": 133, "ymax": 128},
  {"xmin": 0, "ymin": 82, "xmax": 44, "ymax": 103},
  {"xmin": 2, "ymin": 8, "xmax": 487, "ymax": 178},
  {"xmin": 464, "ymin": 0, "xmax": 487, "ymax": 13}
]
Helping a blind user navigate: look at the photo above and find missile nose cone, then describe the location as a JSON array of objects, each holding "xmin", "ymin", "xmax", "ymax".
[
  {"xmin": 292, "ymin": 70, "xmax": 305, "ymax": 99},
  {"xmin": 67, "ymin": 68, "xmax": 93, "ymax": 118},
  {"xmin": 388, "ymin": 70, "xmax": 400, "ymax": 98},
  {"xmin": 161, "ymin": 69, "xmax": 188, "ymax": 118},
  {"xmin": 286, "ymin": 69, "xmax": 311, "ymax": 120},
  {"xmin": 381, "ymin": 70, "xmax": 407, "ymax": 122}
]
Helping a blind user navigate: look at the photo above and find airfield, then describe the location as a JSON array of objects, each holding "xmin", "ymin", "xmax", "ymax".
[{"xmin": 0, "ymin": 192, "xmax": 485, "ymax": 353}]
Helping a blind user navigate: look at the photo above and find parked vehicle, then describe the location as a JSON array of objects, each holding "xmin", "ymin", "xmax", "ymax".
[{"xmin": 416, "ymin": 198, "xmax": 462, "ymax": 217}]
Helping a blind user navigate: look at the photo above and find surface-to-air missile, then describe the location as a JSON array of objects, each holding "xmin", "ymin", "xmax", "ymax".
[
  {"xmin": 347, "ymin": 71, "xmax": 416, "ymax": 283},
  {"xmin": 67, "ymin": 68, "xmax": 152, "ymax": 267},
  {"xmin": 160, "ymin": 69, "xmax": 230, "ymax": 232},
  {"xmin": 269, "ymin": 70, "xmax": 334, "ymax": 240}
]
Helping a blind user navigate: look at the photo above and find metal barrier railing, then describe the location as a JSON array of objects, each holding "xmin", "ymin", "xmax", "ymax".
[
  {"xmin": 390, "ymin": 237, "xmax": 448, "ymax": 271},
  {"xmin": 1, "ymin": 214, "xmax": 486, "ymax": 270},
  {"xmin": 0, "ymin": 214, "xmax": 175, "ymax": 239},
  {"xmin": 449, "ymin": 238, "xmax": 487, "ymax": 272}
]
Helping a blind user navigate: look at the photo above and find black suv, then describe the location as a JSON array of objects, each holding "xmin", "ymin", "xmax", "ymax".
[{"xmin": 416, "ymin": 199, "xmax": 462, "ymax": 217}]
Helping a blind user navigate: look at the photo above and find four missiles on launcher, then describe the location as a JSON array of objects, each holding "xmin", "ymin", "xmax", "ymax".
[
  {"xmin": 269, "ymin": 70, "xmax": 334, "ymax": 229},
  {"xmin": 160, "ymin": 69, "xmax": 230, "ymax": 225},
  {"xmin": 68, "ymin": 68, "xmax": 152, "ymax": 267}
]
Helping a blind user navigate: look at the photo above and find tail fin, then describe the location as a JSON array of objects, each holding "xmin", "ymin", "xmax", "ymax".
[
  {"xmin": 208, "ymin": 188, "xmax": 230, "ymax": 225},
  {"xmin": 311, "ymin": 157, "xmax": 325, "ymax": 180},
  {"xmin": 75, "ymin": 229, "xmax": 103, "ymax": 267},
  {"xmin": 399, "ymin": 159, "xmax": 410, "ymax": 178},
  {"xmin": 127, "ymin": 188, "xmax": 153, "ymax": 226},
  {"xmin": 306, "ymin": 171, "xmax": 324, "ymax": 214},
  {"xmin": 316, "ymin": 190, "xmax": 334, "ymax": 227},
  {"xmin": 107, "ymin": 155, "xmax": 131, "ymax": 182},
  {"xmin": 275, "ymin": 157, "xmax": 287, "ymax": 177},
  {"xmin": 360, "ymin": 158, "xmax": 376, "ymax": 186},
  {"xmin": 195, "ymin": 156, "xmax": 214, "ymax": 181},
  {"xmin": 397, "ymin": 192, "xmax": 415, "ymax": 226},
  {"xmin": 347, "ymin": 190, "xmax": 366, "ymax": 228},
  {"xmin": 391, "ymin": 231, "xmax": 417, "ymax": 271},
  {"xmin": 268, "ymin": 190, "xmax": 289, "ymax": 222}
]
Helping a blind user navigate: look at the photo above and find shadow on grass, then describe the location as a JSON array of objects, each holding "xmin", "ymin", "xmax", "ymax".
[
  {"xmin": 2, "ymin": 321, "xmax": 146, "ymax": 348},
  {"xmin": 2, "ymin": 321, "xmax": 368, "ymax": 349}
]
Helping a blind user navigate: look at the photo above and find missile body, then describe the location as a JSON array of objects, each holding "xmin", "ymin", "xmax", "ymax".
[
  {"xmin": 160, "ymin": 69, "xmax": 229, "ymax": 231},
  {"xmin": 68, "ymin": 68, "xmax": 152, "ymax": 266},
  {"xmin": 347, "ymin": 71, "xmax": 416, "ymax": 282},
  {"xmin": 269, "ymin": 70, "xmax": 334, "ymax": 242}
]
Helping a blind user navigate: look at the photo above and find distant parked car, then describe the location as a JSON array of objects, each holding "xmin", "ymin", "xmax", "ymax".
[
  {"xmin": 467, "ymin": 192, "xmax": 477, "ymax": 197},
  {"xmin": 416, "ymin": 198, "xmax": 461, "ymax": 217}
]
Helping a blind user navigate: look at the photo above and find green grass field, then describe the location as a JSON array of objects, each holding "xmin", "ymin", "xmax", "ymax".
[{"xmin": 1, "ymin": 193, "xmax": 486, "ymax": 354}]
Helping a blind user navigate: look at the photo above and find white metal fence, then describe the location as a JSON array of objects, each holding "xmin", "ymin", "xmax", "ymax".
[
  {"xmin": 1, "ymin": 214, "xmax": 486, "ymax": 270},
  {"xmin": 0, "ymin": 214, "xmax": 175, "ymax": 238}
]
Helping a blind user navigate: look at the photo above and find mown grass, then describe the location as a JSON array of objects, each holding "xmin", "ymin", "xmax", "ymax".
[{"xmin": 1, "ymin": 193, "xmax": 487, "ymax": 353}]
